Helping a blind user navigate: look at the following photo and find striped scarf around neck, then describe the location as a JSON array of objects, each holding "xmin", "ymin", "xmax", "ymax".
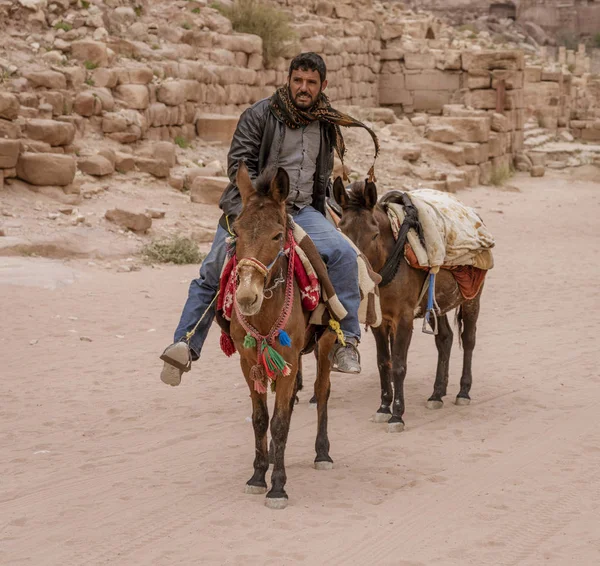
[{"xmin": 269, "ymin": 85, "xmax": 380, "ymax": 182}]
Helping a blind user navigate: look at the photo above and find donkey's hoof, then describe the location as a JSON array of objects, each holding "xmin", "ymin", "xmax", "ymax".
[
  {"xmin": 245, "ymin": 484, "xmax": 267, "ymax": 495},
  {"xmin": 314, "ymin": 460, "xmax": 333, "ymax": 471},
  {"xmin": 426, "ymin": 399, "xmax": 444, "ymax": 410},
  {"xmin": 387, "ymin": 421, "xmax": 405, "ymax": 433},
  {"xmin": 309, "ymin": 395, "xmax": 317, "ymax": 406},
  {"xmin": 373, "ymin": 411, "xmax": 391, "ymax": 423},
  {"xmin": 455, "ymin": 396, "xmax": 471, "ymax": 406},
  {"xmin": 265, "ymin": 497, "xmax": 288, "ymax": 510}
]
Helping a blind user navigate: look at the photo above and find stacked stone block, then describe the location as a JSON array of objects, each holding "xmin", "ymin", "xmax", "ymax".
[
  {"xmin": 0, "ymin": 92, "xmax": 79, "ymax": 189},
  {"xmin": 524, "ymin": 65, "xmax": 572, "ymax": 130},
  {"xmin": 569, "ymin": 76, "xmax": 600, "ymax": 142}
]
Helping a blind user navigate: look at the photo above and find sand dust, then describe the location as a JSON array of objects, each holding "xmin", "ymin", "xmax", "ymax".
[{"xmin": 1, "ymin": 170, "xmax": 600, "ymax": 565}]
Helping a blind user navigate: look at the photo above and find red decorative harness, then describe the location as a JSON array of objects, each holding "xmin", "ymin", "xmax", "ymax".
[{"xmin": 217, "ymin": 229, "xmax": 320, "ymax": 393}]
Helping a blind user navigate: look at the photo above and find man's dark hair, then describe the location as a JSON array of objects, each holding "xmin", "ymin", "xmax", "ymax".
[{"xmin": 288, "ymin": 52, "xmax": 327, "ymax": 83}]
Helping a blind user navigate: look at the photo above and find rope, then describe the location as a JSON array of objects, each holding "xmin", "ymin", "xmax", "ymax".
[{"xmin": 185, "ymin": 292, "xmax": 219, "ymax": 342}]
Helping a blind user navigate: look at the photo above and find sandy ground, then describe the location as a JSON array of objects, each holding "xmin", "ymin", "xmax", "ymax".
[{"xmin": 1, "ymin": 170, "xmax": 600, "ymax": 566}]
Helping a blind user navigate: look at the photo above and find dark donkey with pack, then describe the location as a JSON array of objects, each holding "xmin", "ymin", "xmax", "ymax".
[{"xmin": 333, "ymin": 178, "xmax": 493, "ymax": 432}]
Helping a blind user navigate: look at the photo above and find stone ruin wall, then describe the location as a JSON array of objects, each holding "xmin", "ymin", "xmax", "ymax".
[
  {"xmin": 1, "ymin": 0, "xmax": 600, "ymax": 196},
  {"xmin": 0, "ymin": 0, "xmax": 382, "ymax": 192},
  {"xmin": 380, "ymin": 48, "xmax": 525, "ymax": 185},
  {"xmin": 403, "ymin": 0, "xmax": 600, "ymax": 35}
]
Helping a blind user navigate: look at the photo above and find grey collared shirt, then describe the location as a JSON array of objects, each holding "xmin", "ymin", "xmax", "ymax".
[{"xmin": 277, "ymin": 121, "xmax": 321, "ymax": 210}]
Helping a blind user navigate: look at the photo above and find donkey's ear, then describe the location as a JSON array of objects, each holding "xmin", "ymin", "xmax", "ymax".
[
  {"xmin": 333, "ymin": 176, "xmax": 349, "ymax": 210},
  {"xmin": 270, "ymin": 167, "xmax": 289, "ymax": 204},
  {"xmin": 236, "ymin": 161, "xmax": 255, "ymax": 206},
  {"xmin": 364, "ymin": 180, "xmax": 378, "ymax": 209}
]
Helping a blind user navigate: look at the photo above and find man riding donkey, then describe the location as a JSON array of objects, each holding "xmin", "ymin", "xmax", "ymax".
[{"xmin": 160, "ymin": 52, "xmax": 380, "ymax": 385}]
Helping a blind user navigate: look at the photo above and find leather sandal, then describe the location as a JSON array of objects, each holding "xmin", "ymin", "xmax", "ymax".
[{"xmin": 159, "ymin": 342, "xmax": 192, "ymax": 386}]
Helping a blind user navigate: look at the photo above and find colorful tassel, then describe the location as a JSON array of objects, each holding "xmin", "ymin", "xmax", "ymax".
[
  {"xmin": 243, "ymin": 333, "xmax": 257, "ymax": 349},
  {"xmin": 261, "ymin": 342, "xmax": 291, "ymax": 379},
  {"xmin": 249, "ymin": 364, "xmax": 267, "ymax": 394},
  {"xmin": 220, "ymin": 332, "xmax": 236, "ymax": 357},
  {"xmin": 278, "ymin": 329, "xmax": 291, "ymax": 347}
]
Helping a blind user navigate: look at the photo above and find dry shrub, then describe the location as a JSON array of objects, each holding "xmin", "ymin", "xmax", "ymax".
[{"xmin": 214, "ymin": 0, "xmax": 296, "ymax": 63}]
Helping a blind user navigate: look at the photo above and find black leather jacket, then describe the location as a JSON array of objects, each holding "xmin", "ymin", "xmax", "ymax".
[{"xmin": 218, "ymin": 98, "xmax": 335, "ymax": 227}]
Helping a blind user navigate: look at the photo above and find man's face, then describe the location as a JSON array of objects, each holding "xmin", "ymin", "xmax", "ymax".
[{"xmin": 288, "ymin": 68, "xmax": 327, "ymax": 110}]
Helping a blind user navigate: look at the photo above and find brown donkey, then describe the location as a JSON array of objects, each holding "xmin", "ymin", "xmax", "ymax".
[
  {"xmin": 228, "ymin": 163, "xmax": 336, "ymax": 509},
  {"xmin": 333, "ymin": 178, "xmax": 484, "ymax": 433}
]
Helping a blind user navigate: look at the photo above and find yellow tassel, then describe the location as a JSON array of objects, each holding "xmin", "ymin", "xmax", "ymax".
[{"xmin": 329, "ymin": 319, "xmax": 346, "ymax": 346}]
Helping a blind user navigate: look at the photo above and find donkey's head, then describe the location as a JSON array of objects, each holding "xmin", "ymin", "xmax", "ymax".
[
  {"xmin": 233, "ymin": 162, "xmax": 290, "ymax": 317},
  {"xmin": 333, "ymin": 177, "xmax": 388, "ymax": 272}
]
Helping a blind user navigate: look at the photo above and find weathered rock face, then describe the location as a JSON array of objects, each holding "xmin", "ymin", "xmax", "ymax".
[
  {"xmin": 23, "ymin": 70, "xmax": 67, "ymax": 90},
  {"xmin": 0, "ymin": 140, "xmax": 21, "ymax": 168},
  {"xmin": 105, "ymin": 208, "xmax": 152, "ymax": 232},
  {"xmin": 190, "ymin": 176, "xmax": 229, "ymax": 205},
  {"xmin": 73, "ymin": 92, "xmax": 102, "ymax": 117},
  {"xmin": 426, "ymin": 117, "xmax": 491, "ymax": 143},
  {"xmin": 77, "ymin": 155, "xmax": 115, "ymax": 176},
  {"xmin": 22, "ymin": 120, "xmax": 76, "ymax": 147},
  {"xmin": 70, "ymin": 40, "xmax": 109, "ymax": 68},
  {"xmin": 114, "ymin": 85, "xmax": 149, "ymax": 110},
  {"xmin": 16, "ymin": 153, "xmax": 76, "ymax": 186},
  {"xmin": 115, "ymin": 152, "xmax": 136, "ymax": 173},
  {"xmin": 134, "ymin": 157, "xmax": 170, "ymax": 178},
  {"xmin": 0, "ymin": 93, "xmax": 20, "ymax": 120},
  {"xmin": 195, "ymin": 114, "xmax": 239, "ymax": 144}
]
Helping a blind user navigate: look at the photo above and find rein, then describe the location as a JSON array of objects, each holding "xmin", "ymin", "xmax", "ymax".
[
  {"xmin": 234, "ymin": 228, "xmax": 296, "ymax": 394},
  {"xmin": 378, "ymin": 192, "xmax": 425, "ymax": 288}
]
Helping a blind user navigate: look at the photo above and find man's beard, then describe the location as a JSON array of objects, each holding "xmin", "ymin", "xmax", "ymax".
[{"xmin": 290, "ymin": 87, "xmax": 318, "ymax": 110}]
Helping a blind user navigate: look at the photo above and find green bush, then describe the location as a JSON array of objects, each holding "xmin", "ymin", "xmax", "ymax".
[
  {"xmin": 141, "ymin": 237, "xmax": 205, "ymax": 265},
  {"xmin": 214, "ymin": 0, "xmax": 296, "ymax": 63},
  {"xmin": 174, "ymin": 136, "xmax": 190, "ymax": 149},
  {"xmin": 54, "ymin": 21, "xmax": 72, "ymax": 32},
  {"xmin": 594, "ymin": 33, "xmax": 600, "ymax": 48},
  {"xmin": 84, "ymin": 60, "xmax": 98, "ymax": 70}
]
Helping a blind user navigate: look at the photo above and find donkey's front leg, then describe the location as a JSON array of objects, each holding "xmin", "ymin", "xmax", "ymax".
[
  {"xmin": 389, "ymin": 316, "xmax": 414, "ymax": 433},
  {"xmin": 266, "ymin": 373, "xmax": 297, "ymax": 509},
  {"xmin": 244, "ymin": 365, "xmax": 269, "ymax": 494},
  {"xmin": 372, "ymin": 324, "xmax": 393, "ymax": 423}
]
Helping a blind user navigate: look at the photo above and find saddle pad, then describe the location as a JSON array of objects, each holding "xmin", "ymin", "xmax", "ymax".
[
  {"xmin": 217, "ymin": 223, "xmax": 382, "ymax": 329},
  {"xmin": 405, "ymin": 243, "xmax": 487, "ymax": 301},
  {"xmin": 387, "ymin": 188, "xmax": 495, "ymax": 270}
]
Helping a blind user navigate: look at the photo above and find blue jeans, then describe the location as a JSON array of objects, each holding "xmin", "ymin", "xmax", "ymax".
[{"xmin": 174, "ymin": 207, "xmax": 361, "ymax": 359}]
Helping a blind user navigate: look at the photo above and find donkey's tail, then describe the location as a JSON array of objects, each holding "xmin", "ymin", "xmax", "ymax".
[{"xmin": 454, "ymin": 306, "xmax": 464, "ymax": 350}]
